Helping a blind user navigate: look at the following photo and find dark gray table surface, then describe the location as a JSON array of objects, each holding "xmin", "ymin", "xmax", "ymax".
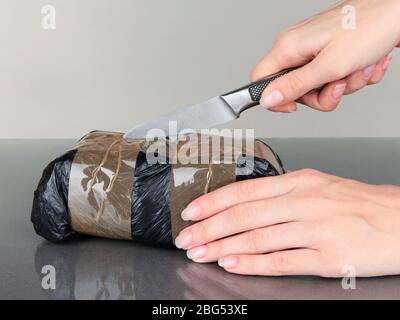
[{"xmin": 1, "ymin": 138, "xmax": 400, "ymax": 300}]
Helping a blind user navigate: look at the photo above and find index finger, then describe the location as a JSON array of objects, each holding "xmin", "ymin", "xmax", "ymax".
[{"xmin": 181, "ymin": 173, "xmax": 296, "ymax": 222}]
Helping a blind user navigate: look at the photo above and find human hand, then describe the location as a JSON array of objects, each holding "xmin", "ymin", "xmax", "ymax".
[
  {"xmin": 252, "ymin": 0, "xmax": 400, "ymax": 113},
  {"xmin": 175, "ymin": 169, "xmax": 400, "ymax": 277}
]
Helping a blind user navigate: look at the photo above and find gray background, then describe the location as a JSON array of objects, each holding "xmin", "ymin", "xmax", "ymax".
[{"xmin": 1, "ymin": 0, "xmax": 398, "ymax": 139}]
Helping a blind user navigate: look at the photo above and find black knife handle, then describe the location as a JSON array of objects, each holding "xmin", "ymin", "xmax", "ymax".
[
  {"xmin": 248, "ymin": 68, "xmax": 294, "ymax": 102},
  {"xmin": 221, "ymin": 68, "xmax": 297, "ymax": 116}
]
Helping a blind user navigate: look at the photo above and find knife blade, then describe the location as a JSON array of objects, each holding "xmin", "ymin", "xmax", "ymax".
[{"xmin": 123, "ymin": 68, "xmax": 294, "ymax": 140}]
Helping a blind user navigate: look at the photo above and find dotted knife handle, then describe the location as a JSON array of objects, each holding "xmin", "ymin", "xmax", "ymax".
[{"xmin": 248, "ymin": 68, "xmax": 294, "ymax": 102}]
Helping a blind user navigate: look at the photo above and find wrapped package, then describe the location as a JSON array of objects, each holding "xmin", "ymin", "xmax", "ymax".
[{"xmin": 31, "ymin": 131, "xmax": 284, "ymax": 248}]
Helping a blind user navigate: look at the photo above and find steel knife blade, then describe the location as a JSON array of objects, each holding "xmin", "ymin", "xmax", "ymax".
[{"xmin": 123, "ymin": 68, "xmax": 293, "ymax": 140}]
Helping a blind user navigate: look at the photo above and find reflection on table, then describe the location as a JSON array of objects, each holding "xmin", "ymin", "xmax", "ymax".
[{"xmin": 35, "ymin": 238, "xmax": 400, "ymax": 300}]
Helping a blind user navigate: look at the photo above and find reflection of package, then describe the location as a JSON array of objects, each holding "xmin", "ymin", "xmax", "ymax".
[
  {"xmin": 31, "ymin": 131, "xmax": 284, "ymax": 247},
  {"xmin": 34, "ymin": 240, "xmax": 186, "ymax": 300}
]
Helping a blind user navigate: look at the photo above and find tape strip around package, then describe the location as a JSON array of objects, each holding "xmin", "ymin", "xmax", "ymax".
[
  {"xmin": 168, "ymin": 135, "xmax": 284, "ymax": 239},
  {"xmin": 31, "ymin": 131, "xmax": 284, "ymax": 248},
  {"xmin": 169, "ymin": 135, "xmax": 242, "ymax": 240},
  {"xmin": 68, "ymin": 131, "xmax": 141, "ymax": 240}
]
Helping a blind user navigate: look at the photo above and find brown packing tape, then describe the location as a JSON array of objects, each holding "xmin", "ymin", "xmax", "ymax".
[
  {"xmin": 169, "ymin": 135, "xmax": 280, "ymax": 240},
  {"xmin": 68, "ymin": 132, "xmax": 141, "ymax": 240},
  {"xmin": 169, "ymin": 162, "xmax": 235, "ymax": 240}
]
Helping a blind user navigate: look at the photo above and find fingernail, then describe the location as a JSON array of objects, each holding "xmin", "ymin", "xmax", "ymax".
[
  {"xmin": 383, "ymin": 54, "xmax": 393, "ymax": 71},
  {"xmin": 262, "ymin": 90, "xmax": 284, "ymax": 108},
  {"xmin": 332, "ymin": 83, "xmax": 346, "ymax": 100},
  {"xmin": 175, "ymin": 230, "xmax": 193, "ymax": 249},
  {"xmin": 187, "ymin": 245, "xmax": 207, "ymax": 260},
  {"xmin": 181, "ymin": 205, "xmax": 201, "ymax": 221},
  {"xmin": 362, "ymin": 64, "xmax": 376, "ymax": 78},
  {"xmin": 218, "ymin": 256, "xmax": 238, "ymax": 269}
]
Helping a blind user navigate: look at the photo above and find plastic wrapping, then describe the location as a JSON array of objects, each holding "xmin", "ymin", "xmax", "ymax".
[
  {"xmin": 31, "ymin": 131, "xmax": 284, "ymax": 247},
  {"xmin": 31, "ymin": 149, "xmax": 79, "ymax": 242},
  {"xmin": 69, "ymin": 132, "xmax": 141, "ymax": 240}
]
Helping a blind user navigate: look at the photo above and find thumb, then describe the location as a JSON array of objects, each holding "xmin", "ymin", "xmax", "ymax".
[{"xmin": 260, "ymin": 53, "xmax": 340, "ymax": 108}]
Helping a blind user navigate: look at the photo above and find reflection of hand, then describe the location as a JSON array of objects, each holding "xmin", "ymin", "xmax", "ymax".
[
  {"xmin": 175, "ymin": 169, "xmax": 400, "ymax": 277},
  {"xmin": 252, "ymin": 0, "xmax": 399, "ymax": 113},
  {"xmin": 177, "ymin": 263, "xmax": 400, "ymax": 299},
  {"xmin": 177, "ymin": 263, "xmax": 325, "ymax": 300},
  {"xmin": 177, "ymin": 264, "xmax": 249, "ymax": 300}
]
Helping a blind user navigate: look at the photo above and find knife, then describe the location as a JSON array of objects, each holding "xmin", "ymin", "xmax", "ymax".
[{"xmin": 123, "ymin": 68, "xmax": 294, "ymax": 140}]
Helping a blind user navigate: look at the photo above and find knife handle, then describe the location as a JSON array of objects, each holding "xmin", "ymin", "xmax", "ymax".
[
  {"xmin": 221, "ymin": 68, "xmax": 297, "ymax": 116},
  {"xmin": 248, "ymin": 68, "xmax": 294, "ymax": 102}
]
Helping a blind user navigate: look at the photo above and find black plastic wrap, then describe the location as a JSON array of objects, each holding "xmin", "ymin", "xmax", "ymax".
[
  {"xmin": 236, "ymin": 156, "xmax": 280, "ymax": 181},
  {"xmin": 131, "ymin": 151, "xmax": 173, "ymax": 247},
  {"xmin": 31, "ymin": 150, "xmax": 79, "ymax": 242}
]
